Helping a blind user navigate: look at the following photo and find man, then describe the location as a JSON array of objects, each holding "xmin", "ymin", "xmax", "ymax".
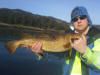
[{"xmin": 28, "ymin": 6, "xmax": 100, "ymax": 75}]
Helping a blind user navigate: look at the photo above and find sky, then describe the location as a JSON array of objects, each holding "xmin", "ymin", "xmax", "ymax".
[{"xmin": 0, "ymin": 0, "xmax": 100, "ymax": 25}]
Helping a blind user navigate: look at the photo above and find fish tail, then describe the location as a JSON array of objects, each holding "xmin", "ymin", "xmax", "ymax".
[{"xmin": 5, "ymin": 40, "xmax": 20, "ymax": 54}]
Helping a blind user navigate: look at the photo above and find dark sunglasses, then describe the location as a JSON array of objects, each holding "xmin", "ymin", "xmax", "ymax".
[{"xmin": 72, "ymin": 15, "xmax": 87, "ymax": 22}]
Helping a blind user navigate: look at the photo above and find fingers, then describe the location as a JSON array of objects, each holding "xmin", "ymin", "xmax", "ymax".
[
  {"xmin": 81, "ymin": 34, "xmax": 86, "ymax": 42},
  {"xmin": 31, "ymin": 42, "xmax": 39, "ymax": 49},
  {"xmin": 70, "ymin": 34, "xmax": 87, "ymax": 52},
  {"xmin": 31, "ymin": 42, "xmax": 43, "ymax": 53},
  {"xmin": 70, "ymin": 35, "xmax": 83, "ymax": 48},
  {"xmin": 26, "ymin": 42, "xmax": 38, "ymax": 50}
]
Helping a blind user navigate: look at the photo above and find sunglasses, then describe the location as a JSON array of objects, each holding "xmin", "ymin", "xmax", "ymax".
[{"xmin": 72, "ymin": 15, "xmax": 87, "ymax": 22}]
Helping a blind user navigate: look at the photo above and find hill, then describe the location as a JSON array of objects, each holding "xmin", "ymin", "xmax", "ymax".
[{"xmin": 0, "ymin": 8, "xmax": 70, "ymax": 31}]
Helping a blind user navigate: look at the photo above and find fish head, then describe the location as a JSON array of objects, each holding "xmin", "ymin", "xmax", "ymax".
[{"xmin": 70, "ymin": 33, "xmax": 81, "ymax": 42}]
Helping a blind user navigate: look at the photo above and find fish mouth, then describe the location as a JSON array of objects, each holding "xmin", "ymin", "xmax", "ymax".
[{"xmin": 71, "ymin": 38, "xmax": 79, "ymax": 43}]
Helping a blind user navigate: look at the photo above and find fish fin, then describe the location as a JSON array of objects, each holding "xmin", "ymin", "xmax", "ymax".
[
  {"xmin": 5, "ymin": 40, "xmax": 20, "ymax": 54},
  {"xmin": 63, "ymin": 43, "xmax": 70, "ymax": 48}
]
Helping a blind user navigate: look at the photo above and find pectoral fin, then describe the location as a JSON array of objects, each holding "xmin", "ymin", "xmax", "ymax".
[{"xmin": 63, "ymin": 42, "xmax": 71, "ymax": 49}]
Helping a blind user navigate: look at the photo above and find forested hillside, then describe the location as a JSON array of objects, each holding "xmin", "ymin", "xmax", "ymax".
[{"xmin": 0, "ymin": 8, "xmax": 70, "ymax": 30}]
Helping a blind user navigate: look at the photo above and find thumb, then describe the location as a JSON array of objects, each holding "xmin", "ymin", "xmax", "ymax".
[{"xmin": 82, "ymin": 34, "xmax": 86, "ymax": 41}]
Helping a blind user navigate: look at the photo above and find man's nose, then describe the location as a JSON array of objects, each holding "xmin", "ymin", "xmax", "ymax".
[{"xmin": 77, "ymin": 18, "xmax": 81, "ymax": 22}]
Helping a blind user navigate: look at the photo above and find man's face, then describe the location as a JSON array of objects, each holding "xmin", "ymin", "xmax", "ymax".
[{"xmin": 72, "ymin": 15, "xmax": 89, "ymax": 32}]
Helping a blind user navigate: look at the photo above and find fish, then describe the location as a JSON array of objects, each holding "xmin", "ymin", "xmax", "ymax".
[{"xmin": 5, "ymin": 32, "xmax": 81, "ymax": 58}]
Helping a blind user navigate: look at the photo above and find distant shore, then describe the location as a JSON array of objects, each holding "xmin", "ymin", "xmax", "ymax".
[{"xmin": 0, "ymin": 23, "xmax": 66, "ymax": 33}]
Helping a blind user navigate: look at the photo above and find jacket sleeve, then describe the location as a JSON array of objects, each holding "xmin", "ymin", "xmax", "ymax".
[{"xmin": 80, "ymin": 38, "xmax": 100, "ymax": 71}]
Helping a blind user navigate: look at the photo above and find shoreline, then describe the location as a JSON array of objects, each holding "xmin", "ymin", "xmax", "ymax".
[{"xmin": 0, "ymin": 23, "xmax": 65, "ymax": 32}]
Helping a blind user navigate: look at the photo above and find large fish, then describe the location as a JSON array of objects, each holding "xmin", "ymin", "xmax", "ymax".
[{"xmin": 5, "ymin": 32, "xmax": 81, "ymax": 58}]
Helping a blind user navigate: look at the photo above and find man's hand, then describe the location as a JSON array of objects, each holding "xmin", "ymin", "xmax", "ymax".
[
  {"xmin": 71, "ymin": 34, "xmax": 87, "ymax": 54},
  {"xmin": 27, "ymin": 42, "xmax": 43, "ymax": 53}
]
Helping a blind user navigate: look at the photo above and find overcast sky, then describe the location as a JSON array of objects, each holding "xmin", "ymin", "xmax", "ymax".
[{"xmin": 0, "ymin": 0, "xmax": 100, "ymax": 25}]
